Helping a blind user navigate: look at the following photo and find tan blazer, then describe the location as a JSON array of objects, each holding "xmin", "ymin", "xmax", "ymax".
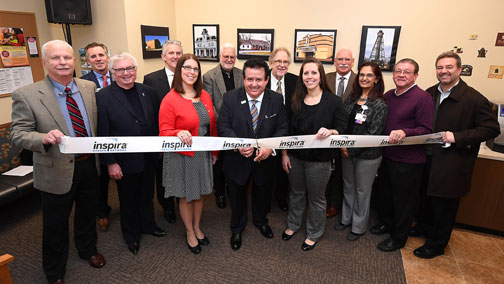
[
  {"xmin": 326, "ymin": 70, "xmax": 357, "ymax": 103},
  {"xmin": 9, "ymin": 77, "xmax": 98, "ymax": 194},
  {"xmin": 203, "ymin": 64, "xmax": 243, "ymax": 118}
]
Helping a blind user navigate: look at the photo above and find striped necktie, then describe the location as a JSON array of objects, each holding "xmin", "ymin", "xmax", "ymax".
[
  {"xmin": 276, "ymin": 80, "xmax": 282, "ymax": 95},
  {"xmin": 337, "ymin": 77, "xmax": 345, "ymax": 97},
  {"xmin": 250, "ymin": 99, "xmax": 258, "ymax": 132},
  {"xmin": 65, "ymin": 87, "xmax": 88, "ymax": 137},
  {"xmin": 102, "ymin": 74, "xmax": 108, "ymax": 87}
]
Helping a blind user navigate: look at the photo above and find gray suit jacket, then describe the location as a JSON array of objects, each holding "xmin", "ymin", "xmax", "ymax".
[
  {"xmin": 9, "ymin": 77, "xmax": 98, "ymax": 194},
  {"xmin": 202, "ymin": 64, "xmax": 243, "ymax": 118},
  {"xmin": 326, "ymin": 70, "xmax": 357, "ymax": 103}
]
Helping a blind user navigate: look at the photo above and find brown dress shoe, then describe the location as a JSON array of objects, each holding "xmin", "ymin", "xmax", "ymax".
[
  {"xmin": 326, "ymin": 206, "xmax": 338, "ymax": 218},
  {"xmin": 48, "ymin": 278, "xmax": 64, "ymax": 284},
  {"xmin": 97, "ymin": 218, "xmax": 109, "ymax": 232},
  {"xmin": 88, "ymin": 252, "xmax": 106, "ymax": 268}
]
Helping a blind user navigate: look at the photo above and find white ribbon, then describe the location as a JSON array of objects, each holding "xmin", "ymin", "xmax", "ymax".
[{"xmin": 58, "ymin": 133, "xmax": 444, "ymax": 154}]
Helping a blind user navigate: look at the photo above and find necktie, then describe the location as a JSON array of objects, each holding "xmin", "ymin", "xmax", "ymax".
[
  {"xmin": 250, "ymin": 99, "xmax": 258, "ymax": 132},
  {"xmin": 65, "ymin": 87, "xmax": 88, "ymax": 137},
  {"xmin": 276, "ymin": 80, "xmax": 282, "ymax": 95},
  {"xmin": 337, "ymin": 77, "xmax": 345, "ymax": 97},
  {"xmin": 102, "ymin": 75, "xmax": 108, "ymax": 87}
]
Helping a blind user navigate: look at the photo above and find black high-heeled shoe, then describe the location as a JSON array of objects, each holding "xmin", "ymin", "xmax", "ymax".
[
  {"xmin": 187, "ymin": 241, "xmax": 201, "ymax": 254},
  {"xmin": 196, "ymin": 235, "xmax": 210, "ymax": 246},
  {"xmin": 282, "ymin": 229, "xmax": 295, "ymax": 241},
  {"xmin": 301, "ymin": 240, "xmax": 317, "ymax": 251}
]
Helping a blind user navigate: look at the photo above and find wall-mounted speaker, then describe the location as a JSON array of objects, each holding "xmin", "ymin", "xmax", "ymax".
[{"xmin": 45, "ymin": 0, "xmax": 92, "ymax": 25}]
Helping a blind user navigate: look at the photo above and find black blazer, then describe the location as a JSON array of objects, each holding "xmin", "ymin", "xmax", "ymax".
[
  {"xmin": 96, "ymin": 82, "xmax": 160, "ymax": 174},
  {"xmin": 267, "ymin": 71, "xmax": 298, "ymax": 120},
  {"xmin": 218, "ymin": 87, "xmax": 289, "ymax": 186},
  {"xmin": 81, "ymin": 71, "xmax": 100, "ymax": 88},
  {"xmin": 143, "ymin": 68, "xmax": 171, "ymax": 102}
]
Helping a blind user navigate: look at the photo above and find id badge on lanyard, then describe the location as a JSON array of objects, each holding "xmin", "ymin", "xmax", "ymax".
[{"xmin": 355, "ymin": 105, "xmax": 368, "ymax": 124}]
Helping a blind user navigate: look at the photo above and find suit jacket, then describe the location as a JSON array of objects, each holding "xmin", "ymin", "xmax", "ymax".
[
  {"xmin": 81, "ymin": 71, "xmax": 100, "ymax": 88},
  {"xmin": 218, "ymin": 88, "xmax": 288, "ymax": 186},
  {"xmin": 9, "ymin": 77, "xmax": 98, "ymax": 194},
  {"xmin": 326, "ymin": 70, "xmax": 357, "ymax": 103},
  {"xmin": 202, "ymin": 64, "xmax": 243, "ymax": 117},
  {"xmin": 96, "ymin": 82, "xmax": 160, "ymax": 175},
  {"xmin": 426, "ymin": 80, "xmax": 500, "ymax": 198},
  {"xmin": 143, "ymin": 68, "xmax": 171, "ymax": 103},
  {"xmin": 266, "ymin": 71, "xmax": 298, "ymax": 120}
]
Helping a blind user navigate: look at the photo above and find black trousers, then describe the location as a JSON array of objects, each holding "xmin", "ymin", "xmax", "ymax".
[
  {"xmin": 213, "ymin": 152, "xmax": 227, "ymax": 197},
  {"xmin": 378, "ymin": 158, "xmax": 423, "ymax": 243},
  {"xmin": 227, "ymin": 176, "xmax": 272, "ymax": 234},
  {"xmin": 415, "ymin": 155, "xmax": 461, "ymax": 249},
  {"xmin": 97, "ymin": 164, "xmax": 112, "ymax": 218},
  {"xmin": 274, "ymin": 155, "xmax": 289, "ymax": 202},
  {"xmin": 325, "ymin": 157, "xmax": 344, "ymax": 208},
  {"xmin": 116, "ymin": 162, "xmax": 157, "ymax": 244},
  {"xmin": 155, "ymin": 156, "xmax": 175, "ymax": 211},
  {"xmin": 40, "ymin": 158, "xmax": 99, "ymax": 282}
]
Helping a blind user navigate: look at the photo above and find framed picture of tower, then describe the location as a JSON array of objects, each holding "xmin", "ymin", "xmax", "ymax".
[
  {"xmin": 193, "ymin": 24, "xmax": 219, "ymax": 62},
  {"xmin": 293, "ymin": 29, "xmax": 337, "ymax": 64},
  {"xmin": 358, "ymin": 26, "xmax": 401, "ymax": 71}
]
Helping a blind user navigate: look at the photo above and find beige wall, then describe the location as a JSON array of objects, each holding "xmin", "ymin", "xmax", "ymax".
[{"xmin": 1, "ymin": 0, "xmax": 504, "ymax": 124}]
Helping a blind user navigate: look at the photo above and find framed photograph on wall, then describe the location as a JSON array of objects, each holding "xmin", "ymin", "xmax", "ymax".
[
  {"xmin": 193, "ymin": 24, "xmax": 219, "ymax": 62},
  {"xmin": 140, "ymin": 25, "xmax": 169, "ymax": 59},
  {"xmin": 237, "ymin": 28, "xmax": 274, "ymax": 60},
  {"xmin": 358, "ymin": 26, "xmax": 401, "ymax": 71},
  {"xmin": 293, "ymin": 29, "xmax": 337, "ymax": 64}
]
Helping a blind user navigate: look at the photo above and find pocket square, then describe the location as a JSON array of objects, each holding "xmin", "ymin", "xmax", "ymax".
[{"xmin": 265, "ymin": 113, "xmax": 277, "ymax": 119}]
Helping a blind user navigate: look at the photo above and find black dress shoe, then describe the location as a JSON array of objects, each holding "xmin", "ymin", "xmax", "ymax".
[
  {"xmin": 369, "ymin": 223, "xmax": 391, "ymax": 235},
  {"xmin": 334, "ymin": 222, "xmax": 350, "ymax": 231},
  {"xmin": 413, "ymin": 245, "xmax": 444, "ymax": 259},
  {"xmin": 164, "ymin": 209, "xmax": 176, "ymax": 224},
  {"xmin": 48, "ymin": 277, "xmax": 64, "ymax": 284},
  {"xmin": 127, "ymin": 242, "xmax": 140, "ymax": 255},
  {"xmin": 277, "ymin": 199, "xmax": 288, "ymax": 212},
  {"xmin": 301, "ymin": 240, "xmax": 317, "ymax": 251},
  {"xmin": 197, "ymin": 235, "xmax": 210, "ymax": 246},
  {"xmin": 216, "ymin": 195, "xmax": 226, "ymax": 209},
  {"xmin": 281, "ymin": 229, "xmax": 294, "ymax": 241},
  {"xmin": 230, "ymin": 233, "xmax": 242, "ymax": 250},
  {"xmin": 409, "ymin": 226, "xmax": 427, "ymax": 239},
  {"xmin": 147, "ymin": 227, "xmax": 166, "ymax": 237},
  {"xmin": 187, "ymin": 241, "xmax": 201, "ymax": 254},
  {"xmin": 376, "ymin": 238, "xmax": 405, "ymax": 252},
  {"xmin": 258, "ymin": 225, "xmax": 274, "ymax": 239}
]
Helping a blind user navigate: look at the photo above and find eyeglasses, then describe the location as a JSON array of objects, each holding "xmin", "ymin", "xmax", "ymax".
[
  {"xmin": 222, "ymin": 55, "xmax": 236, "ymax": 60},
  {"xmin": 273, "ymin": 60, "xmax": 289, "ymax": 65},
  {"xmin": 358, "ymin": 73, "xmax": 375, "ymax": 78},
  {"xmin": 182, "ymin": 65, "xmax": 200, "ymax": 73},
  {"xmin": 113, "ymin": 66, "xmax": 136, "ymax": 74},
  {"xmin": 393, "ymin": 69, "xmax": 414, "ymax": 75}
]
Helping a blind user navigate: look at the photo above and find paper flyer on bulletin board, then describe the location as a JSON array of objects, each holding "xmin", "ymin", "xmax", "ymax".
[
  {"xmin": 0, "ymin": 27, "xmax": 29, "ymax": 67},
  {"xmin": 0, "ymin": 66, "xmax": 33, "ymax": 95}
]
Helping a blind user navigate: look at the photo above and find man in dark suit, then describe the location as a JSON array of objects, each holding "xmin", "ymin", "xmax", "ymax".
[
  {"xmin": 81, "ymin": 42, "xmax": 113, "ymax": 232},
  {"xmin": 97, "ymin": 52, "xmax": 166, "ymax": 255},
  {"xmin": 142, "ymin": 40, "xmax": 183, "ymax": 224},
  {"xmin": 10, "ymin": 40, "xmax": 105, "ymax": 284},
  {"xmin": 325, "ymin": 48, "xmax": 357, "ymax": 218},
  {"xmin": 203, "ymin": 43, "xmax": 243, "ymax": 209},
  {"xmin": 266, "ymin": 47, "xmax": 298, "ymax": 212},
  {"xmin": 411, "ymin": 51, "xmax": 499, "ymax": 259},
  {"xmin": 218, "ymin": 58, "xmax": 289, "ymax": 251}
]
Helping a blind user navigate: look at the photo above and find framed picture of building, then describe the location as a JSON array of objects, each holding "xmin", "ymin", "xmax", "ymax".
[
  {"xmin": 193, "ymin": 24, "xmax": 219, "ymax": 62},
  {"xmin": 140, "ymin": 25, "xmax": 169, "ymax": 59},
  {"xmin": 293, "ymin": 29, "xmax": 337, "ymax": 64},
  {"xmin": 358, "ymin": 26, "xmax": 401, "ymax": 72},
  {"xmin": 237, "ymin": 28, "xmax": 274, "ymax": 60}
]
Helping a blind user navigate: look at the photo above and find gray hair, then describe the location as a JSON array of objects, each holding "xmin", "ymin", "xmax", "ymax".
[
  {"xmin": 161, "ymin": 40, "xmax": 183, "ymax": 56},
  {"xmin": 41, "ymin": 40, "xmax": 73, "ymax": 59},
  {"xmin": 269, "ymin": 47, "xmax": 291, "ymax": 63},
  {"xmin": 220, "ymin": 43, "xmax": 236, "ymax": 54},
  {"xmin": 109, "ymin": 52, "xmax": 138, "ymax": 70}
]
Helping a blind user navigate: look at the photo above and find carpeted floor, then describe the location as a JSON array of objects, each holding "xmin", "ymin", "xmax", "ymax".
[{"xmin": 0, "ymin": 184, "xmax": 406, "ymax": 284}]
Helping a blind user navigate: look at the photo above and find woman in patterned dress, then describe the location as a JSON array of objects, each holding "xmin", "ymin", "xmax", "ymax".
[{"xmin": 158, "ymin": 54, "xmax": 218, "ymax": 254}]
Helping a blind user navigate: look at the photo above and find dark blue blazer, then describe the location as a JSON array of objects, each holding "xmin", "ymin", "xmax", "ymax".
[
  {"xmin": 218, "ymin": 87, "xmax": 288, "ymax": 186},
  {"xmin": 81, "ymin": 71, "xmax": 100, "ymax": 88},
  {"xmin": 266, "ymin": 71, "xmax": 298, "ymax": 120},
  {"xmin": 96, "ymin": 82, "xmax": 160, "ymax": 174},
  {"xmin": 143, "ymin": 68, "xmax": 171, "ymax": 103}
]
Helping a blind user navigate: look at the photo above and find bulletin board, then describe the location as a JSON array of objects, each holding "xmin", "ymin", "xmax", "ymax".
[{"xmin": 0, "ymin": 10, "xmax": 44, "ymax": 98}]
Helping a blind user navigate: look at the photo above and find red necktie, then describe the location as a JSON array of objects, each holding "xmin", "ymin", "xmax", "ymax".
[
  {"xmin": 102, "ymin": 75, "xmax": 108, "ymax": 87},
  {"xmin": 65, "ymin": 87, "xmax": 88, "ymax": 137}
]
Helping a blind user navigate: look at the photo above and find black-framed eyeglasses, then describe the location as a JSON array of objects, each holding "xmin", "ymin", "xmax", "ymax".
[
  {"xmin": 113, "ymin": 66, "xmax": 136, "ymax": 74},
  {"xmin": 182, "ymin": 65, "xmax": 199, "ymax": 73}
]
